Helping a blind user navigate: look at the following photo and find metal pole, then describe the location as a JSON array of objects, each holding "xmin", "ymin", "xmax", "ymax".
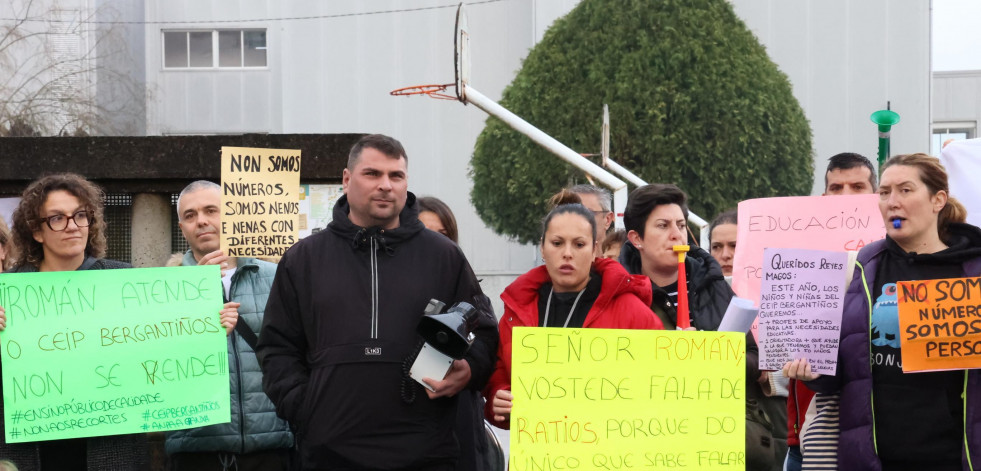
[
  {"xmin": 465, "ymin": 86, "xmax": 629, "ymax": 229},
  {"xmin": 870, "ymin": 109, "xmax": 900, "ymax": 174},
  {"xmin": 605, "ymin": 159, "xmax": 647, "ymax": 187}
]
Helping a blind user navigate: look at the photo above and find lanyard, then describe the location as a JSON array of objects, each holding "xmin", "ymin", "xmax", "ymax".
[{"xmin": 542, "ymin": 286, "xmax": 586, "ymax": 328}]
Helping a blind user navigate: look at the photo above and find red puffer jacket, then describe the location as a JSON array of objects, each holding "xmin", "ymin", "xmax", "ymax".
[{"xmin": 483, "ymin": 257, "xmax": 663, "ymax": 428}]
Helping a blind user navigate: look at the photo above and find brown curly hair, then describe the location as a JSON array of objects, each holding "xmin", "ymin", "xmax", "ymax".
[
  {"xmin": 0, "ymin": 217, "xmax": 14, "ymax": 270},
  {"xmin": 12, "ymin": 173, "xmax": 107, "ymax": 269}
]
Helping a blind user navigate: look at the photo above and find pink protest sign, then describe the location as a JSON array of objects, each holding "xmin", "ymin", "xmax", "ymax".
[
  {"xmin": 757, "ymin": 248, "xmax": 849, "ymax": 374},
  {"xmin": 732, "ymin": 194, "xmax": 884, "ymax": 305}
]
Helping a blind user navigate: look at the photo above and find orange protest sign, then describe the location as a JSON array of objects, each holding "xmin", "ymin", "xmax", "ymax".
[{"xmin": 897, "ymin": 277, "xmax": 981, "ymax": 372}]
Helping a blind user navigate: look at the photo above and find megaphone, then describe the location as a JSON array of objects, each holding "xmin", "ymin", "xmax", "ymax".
[
  {"xmin": 409, "ymin": 299, "xmax": 479, "ymax": 392},
  {"xmin": 418, "ymin": 301, "xmax": 478, "ymax": 359},
  {"xmin": 871, "ymin": 109, "xmax": 901, "ymax": 173}
]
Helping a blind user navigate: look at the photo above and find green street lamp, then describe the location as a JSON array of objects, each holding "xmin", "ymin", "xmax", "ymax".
[{"xmin": 870, "ymin": 109, "xmax": 901, "ymax": 174}]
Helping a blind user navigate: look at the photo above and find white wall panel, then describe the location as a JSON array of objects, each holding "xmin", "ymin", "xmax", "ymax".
[
  {"xmin": 934, "ymin": 71, "xmax": 981, "ymax": 125},
  {"xmin": 532, "ymin": 0, "xmax": 579, "ymax": 43},
  {"xmin": 730, "ymin": 0, "xmax": 931, "ymax": 194}
]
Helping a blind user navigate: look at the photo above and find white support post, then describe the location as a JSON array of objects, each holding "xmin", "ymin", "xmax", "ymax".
[{"xmin": 605, "ymin": 159, "xmax": 648, "ymax": 187}]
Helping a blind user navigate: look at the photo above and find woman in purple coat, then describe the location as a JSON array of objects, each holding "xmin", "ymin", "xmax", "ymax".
[{"xmin": 786, "ymin": 153, "xmax": 981, "ymax": 470}]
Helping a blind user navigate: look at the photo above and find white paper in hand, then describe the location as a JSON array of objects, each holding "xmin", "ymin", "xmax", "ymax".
[
  {"xmin": 409, "ymin": 343, "xmax": 454, "ymax": 392},
  {"xmin": 718, "ymin": 296, "xmax": 758, "ymax": 333}
]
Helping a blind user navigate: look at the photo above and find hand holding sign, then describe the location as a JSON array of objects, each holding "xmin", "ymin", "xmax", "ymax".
[
  {"xmin": 219, "ymin": 302, "xmax": 240, "ymax": 335},
  {"xmin": 897, "ymin": 276, "xmax": 981, "ymax": 372},
  {"xmin": 492, "ymin": 389, "xmax": 513, "ymax": 423},
  {"xmin": 197, "ymin": 250, "xmax": 232, "ymax": 276},
  {"xmin": 783, "ymin": 358, "xmax": 820, "ymax": 381},
  {"xmin": 220, "ymin": 147, "xmax": 301, "ymax": 259},
  {"xmin": 0, "ymin": 266, "xmax": 231, "ymax": 443}
]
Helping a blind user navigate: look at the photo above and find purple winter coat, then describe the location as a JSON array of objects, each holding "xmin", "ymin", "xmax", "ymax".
[{"xmin": 810, "ymin": 237, "xmax": 981, "ymax": 470}]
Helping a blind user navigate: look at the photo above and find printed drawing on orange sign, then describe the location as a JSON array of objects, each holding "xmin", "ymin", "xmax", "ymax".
[{"xmin": 897, "ymin": 277, "xmax": 981, "ymax": 372}]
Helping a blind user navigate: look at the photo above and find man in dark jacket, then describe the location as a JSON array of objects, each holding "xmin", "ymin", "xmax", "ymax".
[
  {"xmin": 167, "ymin": 180, "xmax": 294, "ymax": 470},
  {"xmin": 257, "ymin": 134, "xmax": 499, "ymax": 470}
]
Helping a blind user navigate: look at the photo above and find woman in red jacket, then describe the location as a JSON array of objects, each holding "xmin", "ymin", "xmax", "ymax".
[{"xmin": 483, "ymin": 191, "xmax": 663, "ymax": 428}]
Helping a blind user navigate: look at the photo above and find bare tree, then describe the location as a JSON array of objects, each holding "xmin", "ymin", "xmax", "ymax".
[{"xmin": 0, "ymin": 0, "xmax": 145, "ymax": 136}]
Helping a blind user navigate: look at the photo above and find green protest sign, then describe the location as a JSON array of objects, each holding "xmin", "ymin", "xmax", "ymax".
[{"xmin": 0, "ymin": 266, "xmax": 230, "ymax": 443}]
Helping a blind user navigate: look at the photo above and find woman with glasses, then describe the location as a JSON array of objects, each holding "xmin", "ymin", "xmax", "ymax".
[
  {"xmin": 0, "ymin": 173, "xmax": 148, "ymax": 469},
  {"xmin": 8, "ymin": 173, "xmax": 127, "ymax": 273}
]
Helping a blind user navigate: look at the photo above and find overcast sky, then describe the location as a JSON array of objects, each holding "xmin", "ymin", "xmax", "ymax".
[{"xmin": 932, "ymin": 0, "xmax": 981, "ymax": 71}]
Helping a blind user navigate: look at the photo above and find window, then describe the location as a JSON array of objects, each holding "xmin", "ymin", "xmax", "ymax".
[
  {"xmin": 163, "ymin": 30, "xmax": 267, "ymax": 69},
  {"xmin": 931, "ymin": 122, "xmax": 976, "ymax": 156}
]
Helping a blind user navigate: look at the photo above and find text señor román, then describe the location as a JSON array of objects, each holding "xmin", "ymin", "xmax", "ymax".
[{"xmin": 517, "ymin": 333, "xmax": 744, "ymax": 365}]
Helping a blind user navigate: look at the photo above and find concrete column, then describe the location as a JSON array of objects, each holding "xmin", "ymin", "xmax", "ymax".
[{"xmin": 131, "ymin": 193, "xmax": 171, "ymax": 268}]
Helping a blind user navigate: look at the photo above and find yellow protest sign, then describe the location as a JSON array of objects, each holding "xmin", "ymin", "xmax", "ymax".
[
  {"xmin": 898, "ymin": 277, "xmax": 981, "ymax": 372},
  {"xmin": 510, "ymin": 327, "xmax": 746, "ymax": 470},
  {"xmin": 220, "ymin": 146, "xmax": 301, "ymax": 258}
]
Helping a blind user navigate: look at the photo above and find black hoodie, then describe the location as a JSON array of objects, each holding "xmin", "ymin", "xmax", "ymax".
[
  {"xmin": 870, "ymin": 223, "xmax": 981, "ymax": 470},
  {"xmin": 257, "ymin": 192, "xmax": 499, "ymax": 470}
]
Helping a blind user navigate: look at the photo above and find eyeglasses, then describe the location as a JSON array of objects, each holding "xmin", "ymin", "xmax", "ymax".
[{"xmin": 39, "ymin": 210, "xmax": 91, "ymax": 232}]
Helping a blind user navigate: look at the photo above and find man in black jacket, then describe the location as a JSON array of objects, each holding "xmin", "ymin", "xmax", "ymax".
[{"xmin": 257, "ymin": 134, "xmax": 498, "ymax": 470}]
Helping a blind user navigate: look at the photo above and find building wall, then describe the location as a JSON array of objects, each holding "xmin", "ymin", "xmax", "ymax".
[
  {"xmin": 933, "ymin": 70, "xmax": 981, "ymax": 131},
  {"xmin": 730, "ymin": 0, "xmax": 931, "ymax": 192},
  {"xmin": 95, "ymin": 0, "xmax": 147, "ymax": 135}
]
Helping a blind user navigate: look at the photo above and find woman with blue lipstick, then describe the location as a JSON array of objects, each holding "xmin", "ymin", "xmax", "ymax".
[{"xmin": 786, "ymin": 153, "xmax": 981, "ymax": 471}]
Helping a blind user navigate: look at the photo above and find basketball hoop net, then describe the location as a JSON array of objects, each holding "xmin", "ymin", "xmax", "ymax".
[{"xmin": 390, "ymin": 84, "xmax": 459, "ymax": 101}]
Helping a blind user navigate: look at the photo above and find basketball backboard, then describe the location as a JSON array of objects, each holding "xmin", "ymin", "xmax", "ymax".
[{"xmin": 454, "ymin": 3, "xmax": 470, "ymax": 102}]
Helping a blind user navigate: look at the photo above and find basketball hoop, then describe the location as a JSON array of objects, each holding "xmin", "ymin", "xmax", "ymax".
[{"xmin": 390, "ymin": 84, "xmax": 459, "ymax": 100}]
